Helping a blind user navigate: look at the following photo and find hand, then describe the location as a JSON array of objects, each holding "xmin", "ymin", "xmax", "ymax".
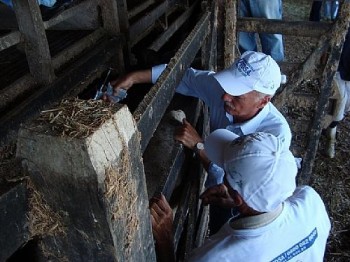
[
  {"xmin": 200, "ymin": 184, "xmax": 236, "ymax": 208},
  {"xmin": 149, "ymin": 194, "xmax": 175, "ymax": 262},
  {"xmin": 174, "ymin": 119, "xmax": 202, "ymax": 150},
  {"xmin": 110, "ymin": 73, "xmax": 135, "ymax": 95},
  {"xmin": 150, "ymin": 194, "xmax": 174, "ymax": 245}
]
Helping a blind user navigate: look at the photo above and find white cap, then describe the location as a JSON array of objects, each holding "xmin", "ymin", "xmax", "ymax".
[
  {"xmin": 204, "ymin": 130, "xmax": 297, "ymax": 212},
  {"xmin": 213, "ymin": 51, "xmax": 282, "ymax": 96}
]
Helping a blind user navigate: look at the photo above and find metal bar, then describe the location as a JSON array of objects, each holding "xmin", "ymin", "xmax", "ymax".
[
  {"xmin": 134, "ymin": 11, "xmax": 211, "ymax": 153},
  {"xmin": 0, "ymin": 31, "xmax": 21, "ymax": 51},
  {"xmin": 237, "ymin": 17, "xmax": 332, "ymax": 37}
]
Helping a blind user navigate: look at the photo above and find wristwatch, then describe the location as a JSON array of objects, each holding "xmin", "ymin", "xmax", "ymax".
[{"xmin": 193, "ymin": 142, "xmax": 204, "ymax": 156}]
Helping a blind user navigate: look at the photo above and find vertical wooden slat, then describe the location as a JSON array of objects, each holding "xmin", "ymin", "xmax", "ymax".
[{"xmin": 12, "ymin": 0, "xmax": 55, "ymax": 84}]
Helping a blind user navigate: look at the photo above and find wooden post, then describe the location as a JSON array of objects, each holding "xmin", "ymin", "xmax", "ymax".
[
  {"xmin": 16, "ymin": 103, "xmax": 156, "ymax": 261},
  {"xmin": 12, "ymin": 0, "xmax": 55, "ymax": 84},
  {"xmin": 98, "ymin": 0, "xmax": 125, "ymax": 72},
  {"xmin": 224, "ymin": 0, "xmax": 236, "ymax": 67}
]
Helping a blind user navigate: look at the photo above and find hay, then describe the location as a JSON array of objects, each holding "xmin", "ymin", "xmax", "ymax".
[
  {"xmin": 312, "ymin": 118, "xmax": 350, "ymax": 261},
  {"xmin": 104, "ymin": 147, "xmax": 139, "ymax": 258},
  {"xmin": 33, "ymin": 98, "xmax": 119, "ymax": 138},
  {"xmin": 27, "ymin": 179, "xmax": 66, "ymax": 238}
]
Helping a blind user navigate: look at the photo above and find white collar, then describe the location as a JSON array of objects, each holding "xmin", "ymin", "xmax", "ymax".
[
  {"xmin": 226, "ymin": 103, "xmax": 270, "ymax": 135},
  {"xmin": 229, "ymin": 203, "xmax": 283, "ymax": 230}
]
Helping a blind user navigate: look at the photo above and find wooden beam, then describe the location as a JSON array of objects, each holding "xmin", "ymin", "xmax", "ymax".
[
  {"xmin": 148, "ymin": 0, "xmax": 198, "ymax": 51},
  {"xmin": 237, "ymin": 17, "xmax": 332, "ymax": 37},
  {"xmin": 129, "ymin": 1, "xmax": 168, "ymax": 46},
  {"xmin": 43, "ymin": 0, "xmax": 97, "ymax": 29},
  {"xmin": 134, "ymin": 11, "xmax": 211, "ymax": 153},
  {"xmin": 224, "ymin": 0, "xmax": 236, "ymax": 67},
  {"xmin": 0, "ymin": 183, "xmax": 29, "ymax": 262},
  {"xmin": 12, "ymin": 0, "xmax": 55, "ymax": 84},
  {"xmin": 0, "ymin": 31, "xmax": 21, "ymax": 51},
  {"xmin": 52, "ymin": 28, "xmax": 106, "ymax": 70}
]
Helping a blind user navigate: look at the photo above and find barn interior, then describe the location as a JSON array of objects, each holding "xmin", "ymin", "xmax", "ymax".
[{"xmin": 0, "ymin": 0, "xmax": 349, "ymax": 261}]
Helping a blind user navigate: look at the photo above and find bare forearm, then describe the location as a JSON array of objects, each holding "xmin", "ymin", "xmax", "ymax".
[
  {"xmin": 127, "ymin": 69, "xmax": 152, "ymax": 84},
  {"xmin": 197, "ymin": 149, "xmax": 211, "ymax": 171}
]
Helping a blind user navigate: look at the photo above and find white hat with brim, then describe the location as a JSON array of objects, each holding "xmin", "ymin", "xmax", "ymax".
[
  {"xmin": 204, "ymin": 130, "xmax": 297, "ymax": 212},
  {"xmin": 213, "ymin": 51, "xmax": 282, "ymax": 96},
  {"xmin": 204, "ymin": 129, "xmax": 239, "ymax": 167}
]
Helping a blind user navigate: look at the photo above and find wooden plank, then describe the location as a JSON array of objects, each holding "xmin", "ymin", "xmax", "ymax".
[
  {"xmin": 0, "ymin": 31, "xmax": 21, "ymax": 51},
  {"xmin": 0, "ymin": 38, "xmax": 119, "ymax": 147},
  {"xmin": 0, "ymin": 182, "xmax": 30, "ymax": 262},
  {"xmin": 299, "ymin": 3, "xmax": 350, "ymax": 183},
  {"xmin": 148, "ymin": 1, "xmax": 198, "ymax": 52},
  {"xmin": 43, "ymin": 0, "xmax": 98, "ymax": 30},
  {"xmin": 237, "ymin": 17, "xmax": 332, "ymax": 37},
  {"xmin": 134, "ymin": 11, "xmax": 211, "ymax": 153},
  {"xmin": 128, "ymin": 0, "xmax": 155, "ymax": 19},
  {"xmin": 216, "ymin": 0, "xmax": 225, "ymax": 70},
  {"xmin": 17, "ymin": 105, "xmax": 156, "ymax": 261},
  {"xmin": 224, "ymin": 0, "xmax": 236, "ymax": 67},
  {"xmin": 52, "ymin": 28, "xmax": 106, "ymax": 70},
  {"xmin": 12, "ymin": 0, "xmax": 55, "ymax": 84},
  {"xmin": 129, "ymin": 1, "xmax": 168, "ymax": 45},
  {"xmin": 0, "ymin": 74, "xmax": 37, "ymax": 113},
  {"xmin": 98, "ymin": 0, "xmax": 125, "ymax": 71}
]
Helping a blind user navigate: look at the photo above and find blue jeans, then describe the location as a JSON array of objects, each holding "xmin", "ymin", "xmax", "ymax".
[
  {"xmin": 0, "ymin": 0, "xmax": 56, "ymax": 7},
  {"xmin": 239, "ymin": 0, "xmax": 284, "ymax": 62},
  {"xmin": 324, "ymin": 1, "xmax": 339, "ymax": 21}
]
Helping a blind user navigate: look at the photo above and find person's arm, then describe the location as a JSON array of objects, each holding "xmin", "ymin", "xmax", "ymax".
[
  {"xmin": 174, "ymin": 119, "xmax": 211, "ymax": 168},
  {"xmin": 174, "ymin": 120, "xmax": 225, "ymax": 187},
  {"xmin": 150, "ymin": 194, "xmax": 176, "ymax": 262},
  {"xmin": 109, "ymin": 69, "xmax": 152, "ymax": 96},
  {"xmin": 200, "ymin": 184, "xmax": 236, "ymax": 208}
]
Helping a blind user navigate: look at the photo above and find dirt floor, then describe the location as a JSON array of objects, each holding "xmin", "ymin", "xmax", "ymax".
[{"xmin": 283, "ymin": 1, "xmax": 350, "ymax": 261}]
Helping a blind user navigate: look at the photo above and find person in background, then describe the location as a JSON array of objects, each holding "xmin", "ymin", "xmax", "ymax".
[
  {"xmin": 109, "ymin": 51, "xmax": 291, "ymax": 234},
  {"xmin": 0, "ymin": 0, "xmax": 57, "ymax": 8},
  {"xmin": 238, "ymin": 0, "xmax": 284, "ymax": 62},
  {"xmin": 150, "ymin": 131, "xmax": 331, "ymax": 262},
  {"xmin": 324, "ymin": 0, "xmax": 340, "ymax": 21},
  {"xmin": 326, "ymin": 26, "xmax": 350, "ymax": 158}
]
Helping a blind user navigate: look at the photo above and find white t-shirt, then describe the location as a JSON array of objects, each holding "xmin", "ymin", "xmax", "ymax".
[{"xmin": 189, "ymin": 186, "xmax": 331, "ymax": 262}]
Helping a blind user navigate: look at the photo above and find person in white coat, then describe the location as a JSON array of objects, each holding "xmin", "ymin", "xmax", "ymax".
[{"xmin": 150, "ymin": 131, "xmax": 331, "ymax": 262}]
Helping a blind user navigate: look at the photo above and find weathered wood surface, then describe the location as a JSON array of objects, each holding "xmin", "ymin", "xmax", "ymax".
[
  {"xmin": 148, "ymin": 1, "xmax": 199, "ymax": 52},
  {"xmin": 12, "ymin": 0, "xmax": 55, "ymax": 84},
  {"xmin": 16, "ymin": 104, "xmax": 156, "ymax": 261},
  {"xmin": 0, "ymin": 37, "xmax": 119, "ymax": 147},
  {"xmin": 298, "ymin": 2, "xmax": 350, "ymax": 183},
  {"xmin": 224, "ymin": 0, "xmax": 236, "ymax": 67},
  {"xmin": 0, "ymin": 182, "xmax": 29, "ymax": 262},
  {"xmin": 237, "ymin": 17, "xmax": 332, "ymax": 37},
  {"xmin": 134, "ymin": 10, "xmax": 211, "ymax": 153},
  {"xmin": 0, "ymin": 31, "xmax": 21, "ymax": 51}
]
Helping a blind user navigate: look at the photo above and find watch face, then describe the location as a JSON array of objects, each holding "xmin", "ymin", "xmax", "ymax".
[{"xmin": 196, "ymin": 142, "xmax": 205, "ymax": 150}]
